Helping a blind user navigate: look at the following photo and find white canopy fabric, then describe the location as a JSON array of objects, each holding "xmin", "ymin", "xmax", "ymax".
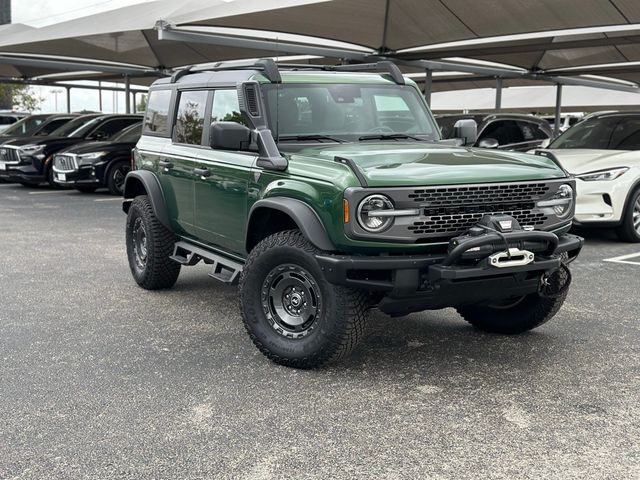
[{"xmin": 0, "ymin": 1, "xmax": 285, "ymax": 69}]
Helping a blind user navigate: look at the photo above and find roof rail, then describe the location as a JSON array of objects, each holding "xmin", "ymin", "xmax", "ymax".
[{"xmin": 172, "ymin": 58, "xmax": 282, "ymax": 83}]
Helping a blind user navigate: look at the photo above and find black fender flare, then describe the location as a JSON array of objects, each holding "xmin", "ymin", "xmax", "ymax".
[
  {"xmin": 122, "ymin": 170, "xmax": 171, "ymax": 229},
  {"xmin": 248, "ymin": 197, "xmax": 336, "ymax": 252}
]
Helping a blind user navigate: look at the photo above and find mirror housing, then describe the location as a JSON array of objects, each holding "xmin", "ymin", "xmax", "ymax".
[
  {"xmin": 210, "ymin": 122, "xmax": 251, "ymax": 150},
  {"xmin": 477, "ymin": 137, "xmax": 499, "ymax": 149},
  {"xmin": 453, "ymin": 119, "xmax": 478, "ymax": 145}
]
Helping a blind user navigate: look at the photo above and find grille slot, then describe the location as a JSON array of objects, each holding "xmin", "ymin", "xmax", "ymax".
[
  {"xmin": 409, "ymin": 183, "xmax": 550, "ymax": 206},
  {"xmin": 409, "ymin": 209, "xmax": 548, "ymax": 236},
  {"xmin": 0, "ymin": 147, "xmax": 20, "ymax": 164},
  {"xmin": 53, "ymin": 155, "xmax": 77, "ymax": 172}
]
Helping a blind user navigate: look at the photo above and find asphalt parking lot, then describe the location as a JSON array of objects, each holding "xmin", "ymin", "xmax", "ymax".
[{"xmin": 0, "ymin": 183, "xmax": 638, "ymax": 480}]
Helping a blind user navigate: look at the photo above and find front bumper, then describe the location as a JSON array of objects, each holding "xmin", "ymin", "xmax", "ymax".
[
  {"xmin": 573, "ymin": 177, "xmax": 634, "ymax": 225},
  {"xmin": 316, "ymin": 232, "xmax": 583, "ymax": 316},
  {"xmin": 53, "ymin": 168, "xmax": 102, "ymax": 187},
  {"xmin": 0, "ymin": 163, "xmax": 45, "ymax": 184}
]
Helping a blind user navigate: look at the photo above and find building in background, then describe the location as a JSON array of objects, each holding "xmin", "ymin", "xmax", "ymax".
[{"xmin": 0, "ymin": 0, "xmax": 10, "ymax": 25}]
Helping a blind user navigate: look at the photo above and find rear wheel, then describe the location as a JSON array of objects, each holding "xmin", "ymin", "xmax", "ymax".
[
  {"xmin": 126, "ymin": 195, "xmax": 180, "ymax": 290},
  {"xmin": 106, "ymin": 160, "xmax": 130, "ymax": 196},
  {"xmin": 456, "ymin": 264, "xmax": 570, "ymax": 334},
  {"xmin": 239, "ymin": 230, "xmax": 369, "ymax": 369},
  {"xmin": 616, "ymin": 187, "xmax": 640, "ymax": 243}
]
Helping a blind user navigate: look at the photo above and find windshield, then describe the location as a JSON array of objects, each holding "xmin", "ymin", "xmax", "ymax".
[
  {"xmin": 550, "ymin": 114, "xmax": 640, "ymax": 150},
  {"xmin": 263, "ymin": 83, "xmax": 440, "ymax": 142},
  {"xmin": 50, "ymin": 116, "xmax": 99, "ymax": 137},
  {"xmin": 112, "ymin": 122, "xmax": 142, "ymax": 143},
  {"xmin": 1, "ymin": 115, "xmax": 48, "ymax": 137}
]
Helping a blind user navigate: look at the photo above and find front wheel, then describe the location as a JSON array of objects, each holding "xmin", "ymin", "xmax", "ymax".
[
  {"xmin": 107, "ymin": 160, "xmax": 130, "ymax": 196},
  {"xmin": 239, "ymin": 230, "xmax": 369, "ymax": 369},
  {"xmin": 616, "ymin": 187, "xmax": 640, "ymax": 243},
  {"xmin": 126, "ymin": 195, "xmax": 181, "ymax": 290}
]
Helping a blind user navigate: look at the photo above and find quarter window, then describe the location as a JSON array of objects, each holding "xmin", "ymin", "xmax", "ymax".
[
  {"xmin": 175, "ymin": 90, "xmax": 208, "ymax": 145},
  {"xmin": 144, "ymin": 89, "xmax": 172, "ymax": 136}
]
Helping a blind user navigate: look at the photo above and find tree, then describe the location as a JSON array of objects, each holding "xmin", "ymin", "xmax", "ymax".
[
  {"xmin": 0, "ymin": 84, "xmax": 42, "ymax": 112},
  {"xmin": 136, "ymin": 94, "xmax": 147, "ymax": 113}
]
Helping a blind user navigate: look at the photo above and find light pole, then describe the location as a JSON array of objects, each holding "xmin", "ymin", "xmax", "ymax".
[{"xmin": 51, "ymin": 88, "xmax": 63, "ymax": 112}]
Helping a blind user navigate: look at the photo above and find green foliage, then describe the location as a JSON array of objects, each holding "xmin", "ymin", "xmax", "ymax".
[
  {"xmin": 0, "ymin": 84, "xmax": 42, "ymax": 112},
  {"xmin": 136, "ymin": 93, "xmax": 147, "ymax": 113}
]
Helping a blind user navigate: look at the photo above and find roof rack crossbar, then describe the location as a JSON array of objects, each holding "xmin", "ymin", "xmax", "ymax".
[
  {"xmin": 175, "ymin": 58, "xmax": 282, "ymax": 83},
  {"xmin": 330, "ymin": 61, "xmax": 405, "ymax": 84}
]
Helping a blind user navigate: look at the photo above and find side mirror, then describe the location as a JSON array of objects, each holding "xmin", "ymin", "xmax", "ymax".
[
  {"xmin": 210, "ymin": 122, "xmax": 251, "ymax": 150},
  {"xmin": 477, "ymin": 137, "xmax": 499, "ymax": 149},
  {"xmin": 453, "ymin": 119, "xmax": 478, "ymax": 145}
]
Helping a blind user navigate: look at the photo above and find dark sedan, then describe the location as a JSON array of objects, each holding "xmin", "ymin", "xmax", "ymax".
[
  {"xmin": 0, "ymin": 114, "xmax": 141, "ymax": 186},
  {"xmin": 53, "ymin": 122, "xmax": 141, "ymax": 195}
]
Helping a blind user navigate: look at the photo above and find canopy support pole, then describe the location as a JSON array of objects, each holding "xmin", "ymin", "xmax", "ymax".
[
  {"xmin": 98, "ymin": 81, "xmax": 103, "ymax": 112},
  {"xmin": 65, "ymin": 86, "xmax": 71, "ymax": 113},
  {"xmin": 554, "ymin": 83, "xmax": 563, "ymax": 137},
  {"xmin": 495, "ymin": 78, "xmax": 503, "ymax": 111},
  {"xmin": 423, "ymin": 69, "xmax": 433, "ymax": 105},
  {"xmin": 132, "ymin": 92, "xmax": 137, "ymax": 113},
  {"xmin": 124, "ymin": 75, "xmax": 131, "ymax": 114}
]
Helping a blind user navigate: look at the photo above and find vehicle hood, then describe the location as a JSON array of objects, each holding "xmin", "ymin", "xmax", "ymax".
[
  {"xmin": 60, "ymin": 140, "xmax": 136, "ymax": 155},
  {"xmin": 2, "ymin": 135, "xmax": 81, "ymax": 149},
  {"xmin": 287, "ymin": 143, "xmax": 566, "ymax": 187},
  {"xmin": 541, "ymin": 149, "xmax": 640, "ymax": 175}
]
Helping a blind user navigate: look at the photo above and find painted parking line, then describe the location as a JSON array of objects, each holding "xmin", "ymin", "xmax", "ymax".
[
  {"xmin": 603, "ymin": 252, "xmax": 640, "ymax": 266},
  {"xmin": 94, "ymin": 197, "xmax": 123, "ymax": 202},
  {"xmin": 28, "ymin": 190, "xmax": 73, "ymax": 195}
]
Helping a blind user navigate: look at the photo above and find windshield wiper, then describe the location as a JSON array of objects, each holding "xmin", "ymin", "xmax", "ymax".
[
  {"xmin": 358, "ymin": 133, "xmax": 425, "ymax": 141},
  {"xmin": 278, "ymin": 134, "xmax": 345, "ymax": 143}
]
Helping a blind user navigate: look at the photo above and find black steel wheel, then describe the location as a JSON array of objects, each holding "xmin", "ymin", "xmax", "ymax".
[
  {"xmin": 126, "ymin": 195, "xmax": 180, "ymax": 290},
  {"xmin": 239, "ymin": 230, "xmax": 370, "ymax": 369}
]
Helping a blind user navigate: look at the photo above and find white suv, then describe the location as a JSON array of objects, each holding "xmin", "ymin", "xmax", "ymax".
[{"xmin": 536, "ymin": 112, "xmax": 640, "ymax": 242}]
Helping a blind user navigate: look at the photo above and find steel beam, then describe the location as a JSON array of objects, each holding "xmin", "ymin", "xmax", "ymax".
[
  {"xmin": 495, "ymin": 78, "xmax": 503, "ymax": 110},
  {"xmin": 157, "ymin": 23, "xmax": 371, "ymax": 61},
  {"xmin": 554, "ymin": 83, "xmax": 562, "ymax": 137},
  {"xmin": 0, "ymin": 55, "xmax": 152, "ymax": 76}
]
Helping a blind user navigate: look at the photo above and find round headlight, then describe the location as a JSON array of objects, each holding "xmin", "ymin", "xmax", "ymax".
[
  {"xmin": 554, "ymin": 184, "xmax": 573, "ymax": 218},
  {"xmin": 357, "ymin": 194, "xmax": 394, "ymax": 232}
]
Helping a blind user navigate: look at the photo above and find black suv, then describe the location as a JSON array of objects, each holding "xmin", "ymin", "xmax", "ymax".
[
  {"xmin": 0, "ymin": 114, "xmax": 141, "ymax": 186},
  {"xmin": 53, "ymin": 122, "xmax": 141, "ymax": 195},
  {"xmin": 437, "ymin": 113, "xmax": 553, "ymax": 151},
  {"xmin": 0, "ymin": 114, "xmax": 78, "ymax": 141}
]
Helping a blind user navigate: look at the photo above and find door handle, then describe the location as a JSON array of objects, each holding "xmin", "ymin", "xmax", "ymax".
[
  {"xmin": 193, "ymin": 168, "xmax": 211, "ymax": 178},
  {"xmin": 159, "ymin": 160, "xmax": 173, "ymax": 169}
]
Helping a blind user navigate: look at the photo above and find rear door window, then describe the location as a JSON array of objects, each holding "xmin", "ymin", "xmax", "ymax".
[
  {"xmin": 144, "ymin": 89, "xmax": 172, "ymax": 136},
  {"xmin": 174, "ymin": 90, "xmax": 208, "ymax": 145}
]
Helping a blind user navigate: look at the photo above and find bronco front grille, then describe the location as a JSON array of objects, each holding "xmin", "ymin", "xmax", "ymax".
[
  {"xmin": 0, "ymin": 147, "xmax": 20, "ymax": 164},
  {"xmin": 53, "ymin": 155, "xmax": 77, "ymax": 172},
  {"xmin": 408, "ymin": 183, "xmax": 550, "ymax": 206}
]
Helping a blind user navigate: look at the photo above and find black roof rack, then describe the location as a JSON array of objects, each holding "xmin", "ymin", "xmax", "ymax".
[
  {"xmin": 169, "ymin": 59, "xmax": 406, "ymax": 85},
  {"xmin": 171, "ymin": 58, "xmax": 282, "ymax": 83},
  {"xmin": 277, "ymin": 61, "xmax": 405, "ymax": 85}
]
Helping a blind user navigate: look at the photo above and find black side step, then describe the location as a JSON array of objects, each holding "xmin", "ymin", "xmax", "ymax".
[{"xmin": 170, "ymin": 241, "xmax": 243, "ymax": 284}]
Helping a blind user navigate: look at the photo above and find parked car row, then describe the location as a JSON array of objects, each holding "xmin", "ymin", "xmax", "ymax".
[{"xmin": 0, "ymin": 113, "xmax": 142, "ymax": 195}]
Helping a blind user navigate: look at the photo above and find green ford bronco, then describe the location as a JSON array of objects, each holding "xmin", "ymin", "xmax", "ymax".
[{"xmin": 123, "ymin": 60, "xmax": 583, "ymax": 368}]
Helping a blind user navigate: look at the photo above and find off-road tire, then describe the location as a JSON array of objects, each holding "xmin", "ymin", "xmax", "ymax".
[
  {"xmin": 616, "ymin": 187, "xmax": 640, "ymax": 243},
  {"xmin": 456, "ymin": 289, "xmax": 568, "ymax": 334},
  {"xmin": 239, "ymin": 230, "xmax": 369, "ymax": 369},
  {"xmin": 106, "ymin": 160, "xmax": 130, "ymax": 196},
  {"xmin": 126, "ymin": 195, "xmax": 180, "ymax": 290}
]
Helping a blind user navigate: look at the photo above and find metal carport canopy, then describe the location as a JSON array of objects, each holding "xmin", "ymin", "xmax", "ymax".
[
  {"xmin": 170, "ymin": 0, "xmax": 638, "ymax": 54},
  {"xmin": 0, "ymin": 0, "xmax": 288, "ymax": 69}
]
